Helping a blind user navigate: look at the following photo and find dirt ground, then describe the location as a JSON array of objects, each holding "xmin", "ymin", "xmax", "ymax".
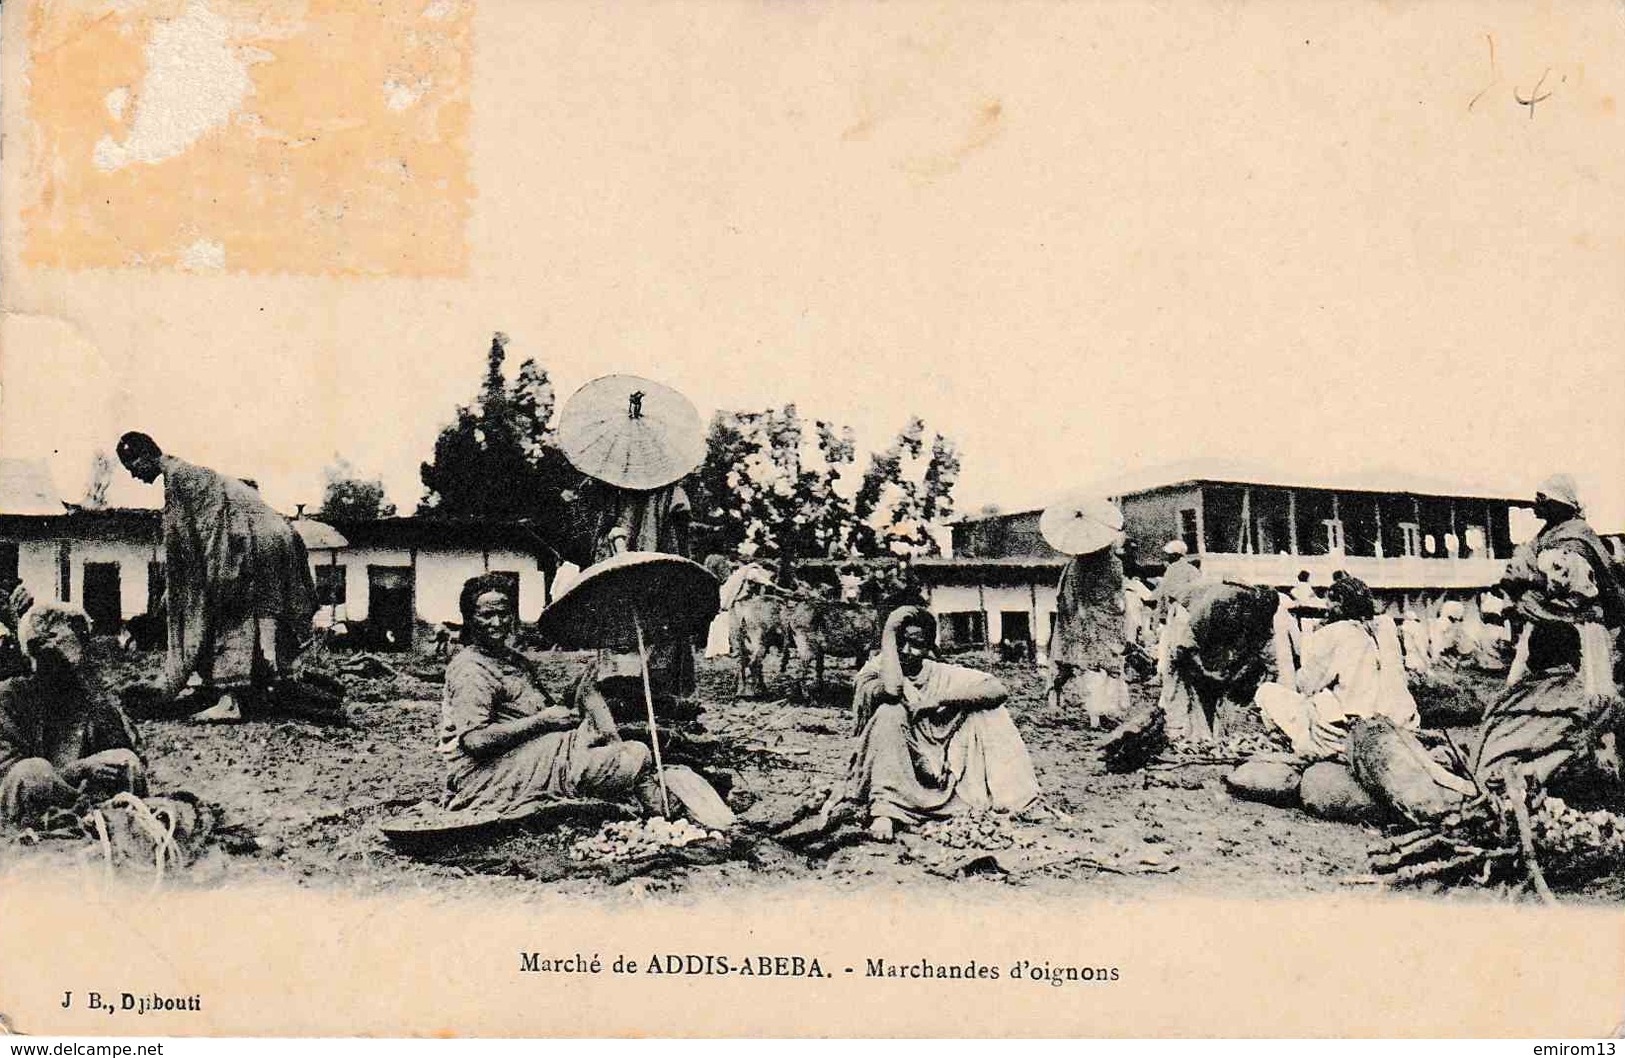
[{"xmin": 2, "ymin": 643, "xmax": 1617, "ymax": 905}]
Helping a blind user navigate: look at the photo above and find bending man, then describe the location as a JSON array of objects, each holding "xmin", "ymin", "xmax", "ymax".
[{"xmin": 117, "ymin": 432, "xmax": 318, "ymax": 723}]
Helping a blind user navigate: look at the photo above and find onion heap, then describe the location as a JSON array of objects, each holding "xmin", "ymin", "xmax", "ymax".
[
  {"xmin": 568, "ymin": 817, "xmax": 725, "ymax": 865},
  {"xmin": 1529, "ymin": 797, "xmax": 1625, "ymax": 875},
  {"xmin": 917, "ymin": 812, "xmax": 1019, "ymax": 851},
  {"xmin": 1168, "ymin": 730, "xmax": 1290, "ymax": 762}
]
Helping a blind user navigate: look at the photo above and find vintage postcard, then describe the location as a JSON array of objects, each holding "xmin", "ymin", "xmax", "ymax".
[{"xmin": 1, "ymin": 0, "xmax": 1624, "ymax": 1040}]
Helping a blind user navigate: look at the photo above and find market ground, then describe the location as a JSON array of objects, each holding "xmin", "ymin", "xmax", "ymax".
[{"xmin": 3, "ymin": 645, "xmax": 1617, "ymax": 904}]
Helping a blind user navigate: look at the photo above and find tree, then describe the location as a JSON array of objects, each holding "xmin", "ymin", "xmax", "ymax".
[
  {"xmin": 320, "ymin": 456, "xmax": 397, "ymax": 520},
  {"xmin": 686, "ymin": 405, "xmax": 865, "ymax": 572},
  {"xmin": 416, "ymin": 332, "xmax": 580, "ymax": 562},
  {"xmin": 689, "ymin": 407, "xmax": 959, "ymax": 565},
  {"xmin": 850, "ymin": 416, "xmax": 961, "ymax": 557},
  {"xmin": 81, "ymin": 450, "xmax": 113, "ymax": 511}
]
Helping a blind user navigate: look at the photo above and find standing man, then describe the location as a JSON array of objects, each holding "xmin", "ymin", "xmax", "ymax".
[
  {"xmin": 555, "ymin": 476, "xmax": 699, "ymax": 720},
  {"xmin": 1152, "ymin": 539, "xmax": 1205, "ymax": 722},
  {"xmin": 1048, "ymin": 539, "xmax": 1129, "ymax": 727},
  {"xmin": 116, "ymin": 433, "xmax": 318, "ymax": 723}
]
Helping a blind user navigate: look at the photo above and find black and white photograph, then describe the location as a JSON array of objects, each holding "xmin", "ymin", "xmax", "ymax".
[{"xmin": 0, "ymin": 0, "xmax": 1622, "ymax": 1040}]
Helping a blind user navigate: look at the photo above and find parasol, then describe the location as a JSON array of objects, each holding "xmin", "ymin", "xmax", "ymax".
[
  {"xmin": 1039, "ymin": 495, "xmax": 1125, "ymax": 556},
  {"xmin": 557, "ymin": 374, "xmax": 705, "ymax": 491},
  {"xmin": 536, "ymin": 551, "xmax": 720, "ymax": 815}
]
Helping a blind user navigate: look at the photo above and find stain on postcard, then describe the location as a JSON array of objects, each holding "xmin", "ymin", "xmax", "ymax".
[{"xmin": 20, "ymin": 0, "xmax": 472, "ymax": 276}]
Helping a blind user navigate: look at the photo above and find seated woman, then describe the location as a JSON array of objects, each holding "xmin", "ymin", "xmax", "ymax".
[
  {"xmin": 1255, "ymin": 576, "xmax": 1418, "ymax": 761},
  {"xmin": 0, "ymin": 603, "xmax": 147, "ymax": 827},
  {"xmin": 1471, "ymin": 476, "xmax": 1624, "ymax": 795},
  {"xmin": 439, "ymin": 576, "xmax": 657, "ymax": 816},
  {"xmin": 828, "ymin": 607, "xmax": 1041, "ymax": 841}
]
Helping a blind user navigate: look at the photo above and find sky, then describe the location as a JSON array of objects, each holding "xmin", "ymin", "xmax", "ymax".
[{"xmin": 3, "ymin": 1, "xmax": 1623, "ymax": 529}]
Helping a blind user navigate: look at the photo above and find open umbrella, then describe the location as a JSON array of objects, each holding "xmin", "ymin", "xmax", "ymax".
[
  {"xmin": 557, "ymin": 375, "xmax": 706, "ymax": 491},
  {"xmin": 1039, "ymin": 495, "xmax": 1125, "ymax": 556},
  {"xmin": 536, "ymin": 551, "xmax": 720, "ymax": 815}
]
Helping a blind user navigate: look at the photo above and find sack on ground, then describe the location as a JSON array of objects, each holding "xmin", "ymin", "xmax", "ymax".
[
  {"xmin": 1298, "ymin": 761, "xmax": 1384, "ymax": 824},
  {"xmin": 1346, "ymin": 717, "xmax": 1474, "ymax": 824},
  {"xmin": 1224, "ymin": 756, "xmax": 1304, "ymax": 808}
]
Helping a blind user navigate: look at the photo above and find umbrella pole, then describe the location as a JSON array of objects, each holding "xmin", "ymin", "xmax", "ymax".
[{"xmin": 632, "ymin": 611, "xmax": 671, "ymax": 817}]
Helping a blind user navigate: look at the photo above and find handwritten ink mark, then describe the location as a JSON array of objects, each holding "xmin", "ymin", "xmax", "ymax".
[
  {"xmin": 1467, "ymin": 33, "xmax": 1497, "ymax": 112},
  {"xmin": 1515, "ymin": 68, "xmax": 1554, "ymax": 119}
]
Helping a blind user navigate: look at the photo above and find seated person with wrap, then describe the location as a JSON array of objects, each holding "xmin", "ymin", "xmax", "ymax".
[
  {"xmin": 0, "ymin": 604, "xmax": 147, "ymax": 828},
  {"xmin": 439, "ymin": 576, "xmax": 661, "ymax": 817},
  {"xmin": 1471, "ymin": 475, "xmax": 1624, "ymax": 797},
  {"xmin": 1255, "ymin": 575, "xmax": 1419, "ymax": 761},
  {"xmin": 824, "ymin": 606, "xmax": 1042, "ymax": 841}
]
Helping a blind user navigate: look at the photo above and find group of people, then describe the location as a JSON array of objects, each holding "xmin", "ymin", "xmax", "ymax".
[
  {"xmin": 2, "ymin": 439, "xmax": 1619, "ymax": 866},
  {"xmin": 0, "ymin": 430, "xmax": 741, "ymax": 834},
  {"xmin": 1040, "ymin": 474, "xmax": 1623, "ymax": 819},
  {"xmin": 0, "ymin": 432, "xmax": 326, "ymax": 828}
]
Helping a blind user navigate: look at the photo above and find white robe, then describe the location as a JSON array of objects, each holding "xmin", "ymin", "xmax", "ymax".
[{"xmin": 1256, "ymin": 619, "xmax": 1418, "ymax": 760}]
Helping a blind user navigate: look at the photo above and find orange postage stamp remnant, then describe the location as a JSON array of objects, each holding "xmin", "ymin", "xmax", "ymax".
[{"xmin": 18, "ymin": 0, "xmax": 472, "ymax": 277}]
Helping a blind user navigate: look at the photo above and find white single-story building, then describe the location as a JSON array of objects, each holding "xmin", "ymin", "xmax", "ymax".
[
  {"xmin": 0, "ymin": 465, "xmax": 556, "ymax": 651},
  {"xmin": 312, "ymin": 516, "xmax": 554, "ymax": 646},
  {"xmin": 909, "ymin": 557, "xmax": 1065, "ymax": 652}
]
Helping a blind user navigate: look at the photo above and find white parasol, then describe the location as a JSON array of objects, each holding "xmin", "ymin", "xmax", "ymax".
[
  {"xmin": 1039, "ymin": 495, "xmax": 1125, "ymax": 556},
  {"xmin": 557, "ymin": 375, "xmax": 705, "ymax": 491}
]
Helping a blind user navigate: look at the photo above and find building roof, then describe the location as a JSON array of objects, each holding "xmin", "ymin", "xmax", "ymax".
[
  {"xmin": 0, "ymin": 506, "xmax": 555, "ymax": 557},
  {"xmin": 913, "ymin": 556, "xmax": 1067, "ymax": 571},
  {"xmin": 911, "ymin": 556, "xmax": 1068, "ymax": 586},
  {"xmin": 961, "ymin": 459, "xmax": 1532, "ymax": 522},
  {"xmin": 0, "ymin": 459, "xmax": 64, "ymax": 515},
  {"xmin": 320, "ymin": 516, "xmax": 553, "ymax": 555}
]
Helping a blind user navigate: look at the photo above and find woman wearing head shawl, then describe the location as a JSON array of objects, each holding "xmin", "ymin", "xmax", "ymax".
[
  {"xmin": 828, "ymin": 607, "xmax": 1040, "ymax": 841},
  {"xmin": 1470, "ymin": 475, "xmax": 1625, "ymax": 791},
  {"xmin": 1254, "ymin": 576, "xmax": 1418, "ymax": 760},
  {"xmin": 438, "ymin": 576, "xmax": 660, "ymax": 816}
]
